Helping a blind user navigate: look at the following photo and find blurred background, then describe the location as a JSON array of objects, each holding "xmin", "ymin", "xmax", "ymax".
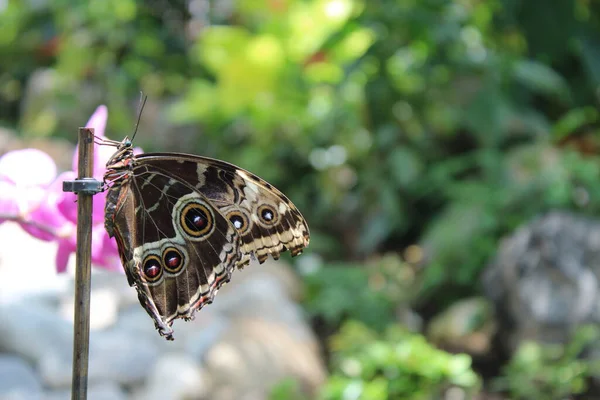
[{"xmin": 2, "ymin": 0, "xmax": 600, "ymax": 399}]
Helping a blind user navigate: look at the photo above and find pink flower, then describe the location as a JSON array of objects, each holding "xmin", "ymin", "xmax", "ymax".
[
  {"xmin": 0, "ymin": 105, "xmax": 139, "ymax": 273},
  {"xmin": 0, "ymin": 149, "xmax": 68, "ymax": 241}
]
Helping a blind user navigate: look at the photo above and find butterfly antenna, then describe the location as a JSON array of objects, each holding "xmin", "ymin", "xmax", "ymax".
[{"xmin": 131, "ymin": 92, "xmax": 148, "ymax": 142}]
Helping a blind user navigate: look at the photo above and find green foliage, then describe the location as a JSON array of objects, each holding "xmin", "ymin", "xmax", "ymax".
[
  {"xmin": 269, "ymin": 378, "xmax": 306, "ymax": 400},
  {"xmin": 494, "ymin": 325, "xmax": 600, "ymax": 399},
  {"xmin": 420, "ymin": 144, "xmax": 600, "ymax": 294},
  {"xmin": 321, "ymin": 321, "xmax": 480, "ymax": 400},
  {"xmin": 304, "ymin": 253, "xmax": 420, "ymax": 331}
]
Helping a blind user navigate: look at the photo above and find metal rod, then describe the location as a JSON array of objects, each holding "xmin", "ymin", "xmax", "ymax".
[{"xmin": 70, "ymin": 127, "xmax": 95, "ymax": 400}]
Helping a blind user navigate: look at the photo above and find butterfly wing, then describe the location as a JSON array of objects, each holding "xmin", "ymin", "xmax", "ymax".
[
  {"xmin": 105, "ymin": 167, "xmax": 242, "ymax": 340},
  {"xmin": 135, "ymin": 153, "xmax": 310, "ymax": 266}
]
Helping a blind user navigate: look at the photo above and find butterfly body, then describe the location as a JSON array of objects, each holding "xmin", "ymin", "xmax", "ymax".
[{"xmin": 104, "ymin": 138, "xmax": 309, "ymax": 340}]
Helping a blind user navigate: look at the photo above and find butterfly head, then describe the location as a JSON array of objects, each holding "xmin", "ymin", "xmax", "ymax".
[{"xmin": 104, "ymin": 136, "xmax": 136, "ymax": 184}]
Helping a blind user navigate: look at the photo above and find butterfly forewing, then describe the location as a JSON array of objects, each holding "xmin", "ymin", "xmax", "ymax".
[{"xmin": 135, "ymin": 153, "xmax": 310, "ymax": 265}]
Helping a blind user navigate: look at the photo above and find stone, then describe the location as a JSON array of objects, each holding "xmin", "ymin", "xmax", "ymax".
[
  {"xmin": 183, "ymin": 314, "xmax": 231, "ymax": 361},
  {"xmin": 88, "ymin": 383, "xmax": 128, "ymax": 400},
  {"xmin": 0, "ymin": 300, "xmax": 72, "ymax": 365},
  {"xmin": 204, "ymin": 318, "xmax": 326, "ymax": 400},
  {"xmin": 132, "ymin": 354, "xmax": 209, "ymax": 400},
  {"xmin": 483, "ymin": 211, "xmax": 600, "ymax": 352},
  {"xmin": 88, "ymin": 269, "xmax": 139, "ymax": 310},
  {"xmin": 89, "ymin": 329, "xmax": 160, "ymax": 386},
  {"xmin": 44, "ymin": 382, "xmax": 127, "ymax": 400},
  {"xmin": 209, "ymin": 275, "xmax": 314, "ymax": 343},
  {"xmin": 39, "ymin": 329, "xmax": 160, "ymax": 388},
  {"xmin": 60, "ymin": 288, "xmax": 119, "ymax": 331},
  {"xmin": 221, "ymin": 259, "xmax": 304, "ymax": 302},
  {"xmin": 0, "ymin": 355, "xmax": 42, "ymax": 399},
  {"xmin": 112, "ymin": 304, "xmax": 161, "ymax": 343}
]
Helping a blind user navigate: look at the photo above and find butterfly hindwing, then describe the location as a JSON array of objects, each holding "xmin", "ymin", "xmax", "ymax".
[{"xmin": 105, "ymin": 169, "xmax": 241, "ymax": 339}]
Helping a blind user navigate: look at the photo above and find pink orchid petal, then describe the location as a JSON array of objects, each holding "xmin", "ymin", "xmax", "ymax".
[
  {"xmin": 20, "ymin": 201, "xmax": 72, "ymax": 241},
  {"xmin": 0, "ymin": 149, "xmax": 57, "ymax": 186},
  {"xmin": 86, "ymin": 105, "xmax": 108, "ymax": 137},
  {"xmin": 56, "ymin": 171, "xmax": 78, "ymax": 223},
  {"xmin": 56, "ymin": 236, "xmax": 77, "ymax": 273},
  {"xmin": 7, "ymin": 184, "xmax": 49, "ymax": 217},
  {"xmin": 100, "ymin": 253, "xmax": 124, "ymax": 273},
  {"xmin": 90, "ymin": 225, "xmax": 106, "ymax": 261},
  {"xmin": 19, "ymin": 176, "xmax": 74, "ymax": 241},
  {"xmin": 91, "ymin": 191, "xmax": 108, "ymax": 225},
  {"xmin": 100, "ymin": 234, "xmax": 123, "ymax": 273},
  {"xmin": 72, "ymin": 105, "xmax": 112, "ymax": 179},
  {"xmin": 96, "ymin": 142, "xmax": 117, "ymax": 165},
  {"xmin": 57, "ymin": 190, "xmax": 107, "ymax": 226},
  {"xmin": 103, "ymin": 232, "xmax": 118, "ymax": 254},
  {"xmin": 91, "ymin": 226, "xmax": 123, "ymax": 273}
]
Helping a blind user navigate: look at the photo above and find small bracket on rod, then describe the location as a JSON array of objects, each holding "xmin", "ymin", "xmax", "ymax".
[{"xmin": 63, "ymin": 178, "xmax": 103, "ymax": 195}]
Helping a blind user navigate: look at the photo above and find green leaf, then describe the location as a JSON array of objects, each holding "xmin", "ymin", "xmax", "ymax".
[{"xmin": 512, "ymin": 59, "xmax": 571, "ymax": 102}]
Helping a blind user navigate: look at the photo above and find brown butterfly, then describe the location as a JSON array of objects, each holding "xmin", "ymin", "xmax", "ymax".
[{"xmin": 102, "ymin": 137, "xmax": 309, "ymax": 340}]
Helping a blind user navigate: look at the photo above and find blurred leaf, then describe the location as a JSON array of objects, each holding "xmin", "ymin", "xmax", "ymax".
[
  {"xmin": 194, "ymin": 26, "xmax": 250, "ymax": 71},
  {"xmin": 512, "ymin": 59, "xmax": 571, "ymax": 102},
  {"xmin": 323, "ymin": 321, "xmax": 480, "ymax": 399},
  {"xmin": 387, "ymin": 147, "xmax": 423, "ymax": 188},
  {"xmin": 330, "ymin": 27, "xmax": 375, "ymax": 63},
  {"xmin": 494, "ymin": 325, "xmax": 600, "ymax": 399},
  {"xmin": 580, "ymin": 35, "xmax": 600, "ymax": 86},
  {"xmin": 552, "ymin": 107, "xmax": 599, "ymax": 141},
  {"xmin": 304, "ymin": 264, "xmax": 395, "ymax": 330},
  {"xmin": 269, "ymin": 378, "xmax": 305, "ymax": 400}
]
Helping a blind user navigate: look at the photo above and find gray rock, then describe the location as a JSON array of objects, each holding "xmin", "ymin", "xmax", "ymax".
[
  {"xmin": 37, "ymin": 352, "xmax": 72, "ymax": 390},
  {"xmin": 204, "ymin": 318, "xmax": 326, "ymax": 400},
  {"xmin": 184, "ymin": 315, "xmax": 231, "ymax": 361},
  {"xmin": 483, "ymin": 211, "xmax": 600, "ymax": 352},
  {"xmin": 209, "ymin": 275, "xmax": 314, "ymax": 343},
  {"xmin": 0, "ymin": 355, "xmax": 42, "ymax": 399},
  {"xmin": 0, "ymin": 301, "xmax": 72, "ymax": 364},
  {"xmin": 132, "ymin": 354, "xmax": 209, "ymax": 400},
  {"xmin": 88, "ymin": 329, "xmax": 159, "ymax": 386},
  {"xmin": 59, "ymin": 286, "xmax": 121, "ymax": 331},
  {"xmin": 88, "ymin": 270, "xmax": 140, "ymax": 310},
  {"xmin": 112, "ymin": 304, "xmax": 160, "ymax": 343},
  {"xmin": 44, "ymin": 382, "xmax": 127, "ymax": 400},
  {"xmin": 223, "ymin": 260, "xmax": 305, "ymax": 301},
  {"xmin": 39, "ymin": 329, "xmax": 160, "ymax": 388}
]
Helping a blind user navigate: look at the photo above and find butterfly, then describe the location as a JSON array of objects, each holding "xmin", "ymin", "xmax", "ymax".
[{"xmin": 102, "ymin": 136, "xmax": 309, "ymax": 340}]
